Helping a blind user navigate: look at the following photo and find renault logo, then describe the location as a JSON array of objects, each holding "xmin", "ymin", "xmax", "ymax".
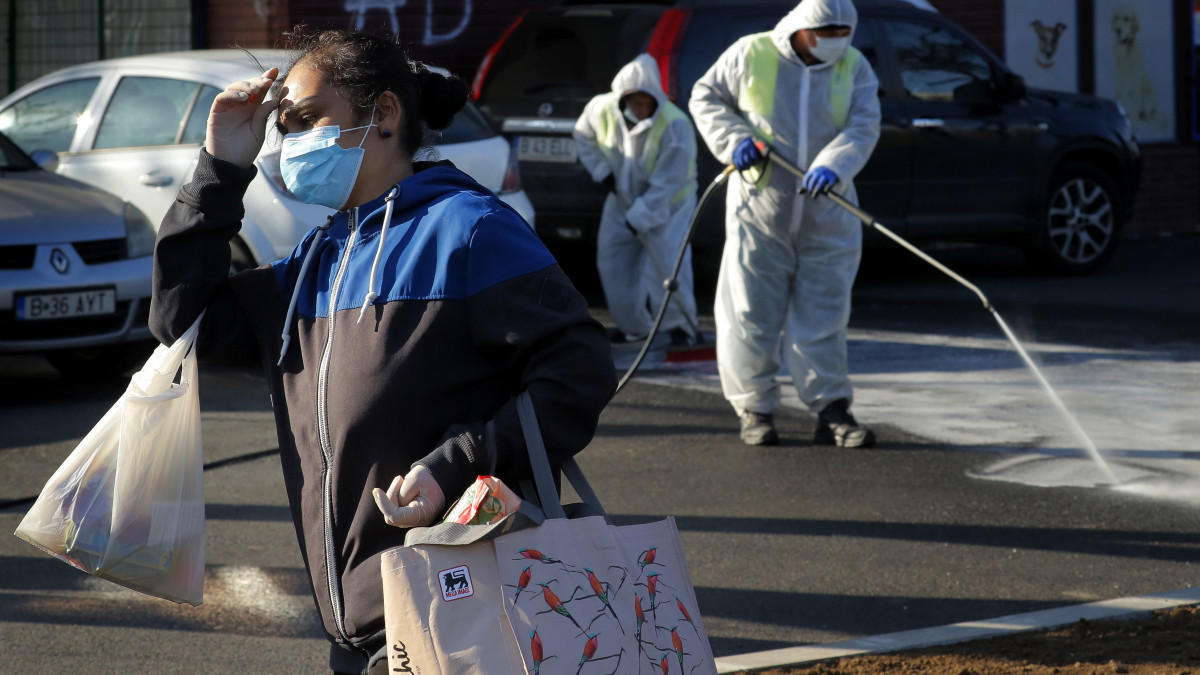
[
  {"xmin": 50, "ymin": 248, "xmax": 70, "ymax": 274},
  {"xmin": 537, "ymin": 102, "xmax": 553, "ymax": 118}
]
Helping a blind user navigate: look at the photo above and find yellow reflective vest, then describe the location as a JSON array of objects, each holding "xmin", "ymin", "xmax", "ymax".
[
  {"xmin": 593, "ymin": 94, "xmax": 697, "ymax": 207},
  {"xmin": 738, "ymin": 32, "xmax": 863, "ymax": 185}
]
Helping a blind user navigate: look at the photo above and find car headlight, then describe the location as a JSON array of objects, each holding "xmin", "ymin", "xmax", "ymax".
[{"xmin": 124, "ymin": 202, "xmax": 157, "ymax": 258}]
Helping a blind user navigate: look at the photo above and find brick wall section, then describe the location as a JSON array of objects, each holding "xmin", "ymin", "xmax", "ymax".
[
  {"xmin": 285, "ymin": 0, "xmax": 555, "ymax": 80},
  {"xmin": 204, "ymin": 0, "xmax": 542, "ymax": 79},
  {"xmin": 1127, "ymin": 144, "xmax": 1200, "ymax": 236},
  {"xmin": 938, "ymin": 1, "xmax": 1005, "ymax": 58},
  {"xmin": 207, "ymin": 0, "xmax": 289, "ymax": 50}
]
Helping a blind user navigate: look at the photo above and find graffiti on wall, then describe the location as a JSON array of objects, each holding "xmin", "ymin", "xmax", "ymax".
[{"xmin": 342, "ymin": 0, "xmax": 472, "ymax": 45}]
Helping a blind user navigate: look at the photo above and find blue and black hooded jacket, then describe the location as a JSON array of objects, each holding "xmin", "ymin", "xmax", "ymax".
[{"xmin": 150, "ymin": 151, "xmax": 616, "ymax": 659}]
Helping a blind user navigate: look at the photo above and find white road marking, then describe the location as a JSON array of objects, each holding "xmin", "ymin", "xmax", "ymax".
[{"xmin": 714, "ymin": 586, "xmax": 1200, "ymax": 673}]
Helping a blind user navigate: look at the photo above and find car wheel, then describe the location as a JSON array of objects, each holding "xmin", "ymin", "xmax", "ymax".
[
  {"xmin": 1028, "ymin": 164, "xmax": 1122, "ymax": 274},
  {"xmin": 229, "ymin": 237, "xmax": 255, "ymax": 275},
  {"xmin": 43, "ymin": 341, "xmax": 154, "ymax": 380}
]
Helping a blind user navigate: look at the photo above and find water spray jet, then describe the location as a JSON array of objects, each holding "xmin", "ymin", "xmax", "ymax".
[{"xmin": 754, "ymin": 141, "xmax": 1119, "ymax": 483}]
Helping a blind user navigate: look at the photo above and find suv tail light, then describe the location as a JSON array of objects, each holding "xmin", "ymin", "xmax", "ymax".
[
  {"xmin": 472, "ymin": 14, "xmax": 525, "ymax": 101},
  {"xmin": 500, "ymin": 138, "xmax": 522, "ymax": 194},
  {"xmin": 646, "ymin": 8, "xmax": 692, "ymax": 102}
]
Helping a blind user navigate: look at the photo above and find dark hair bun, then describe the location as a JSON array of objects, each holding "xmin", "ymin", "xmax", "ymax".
[{"xmin": 414, "ymin": 64, "xmax": 468, "ymax": 131}]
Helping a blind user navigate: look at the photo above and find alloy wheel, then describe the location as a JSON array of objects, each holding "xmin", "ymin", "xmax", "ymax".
[{"xmin": 1045, "ymin": 176, "xmax": 1115, "ymax": 266}]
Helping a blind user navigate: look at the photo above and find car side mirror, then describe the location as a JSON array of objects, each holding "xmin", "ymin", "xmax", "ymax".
[
  {"xmin": 29, "ymin": 150, "xmax": 59, "ymax": 172},
  {"xmin": 1001, "ymin": 72, "xmax": 1027, "ymax": 101},
  {"xmin": 951, "ymin": 78, "xmax": 996, "ymax": 104}
]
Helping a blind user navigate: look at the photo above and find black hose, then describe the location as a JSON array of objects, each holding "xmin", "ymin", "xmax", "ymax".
[{"xmin": 614, "ymin": 166, "xmax": 734, "ymax": 396}]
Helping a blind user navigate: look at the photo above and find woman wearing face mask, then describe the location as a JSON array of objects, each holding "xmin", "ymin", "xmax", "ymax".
[{"xmin": 149, "ymin": 30, "xmax": 616, "ymax": 675}]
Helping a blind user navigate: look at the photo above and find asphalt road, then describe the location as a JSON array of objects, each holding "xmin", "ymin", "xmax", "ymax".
[{"xmin": 1, "ymin": 234, "xmax": 1198, "ymax": 673}]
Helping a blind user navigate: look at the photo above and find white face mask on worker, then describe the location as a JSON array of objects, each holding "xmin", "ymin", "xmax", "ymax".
[{"xmin": 810, "ymin": 35, "xmax": 850, "ymax": 63}]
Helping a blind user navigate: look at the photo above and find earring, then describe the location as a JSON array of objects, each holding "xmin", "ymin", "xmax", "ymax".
[{"xmin": 381, "ymin": 129, "xmax": 393, "ymax": 138}]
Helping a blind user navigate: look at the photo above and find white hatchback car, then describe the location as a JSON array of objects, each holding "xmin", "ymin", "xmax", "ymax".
[{"xmin": 0, "ymin": 49, "xmax": 536, "ymax": 271}]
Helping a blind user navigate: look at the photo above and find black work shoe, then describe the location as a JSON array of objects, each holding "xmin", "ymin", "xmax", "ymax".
[
  {"xmin": 739, "ymin": 412, "xmax": 779, "ymax": 446},
  {"xmin": 814, "ymin": 398, "xmax": 876, "ymax": 448},
  {"xmin": 668, "ymin": 327, "xmax": 696, "ymax": 347}
]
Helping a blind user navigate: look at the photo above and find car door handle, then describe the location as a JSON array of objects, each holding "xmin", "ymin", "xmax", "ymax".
[
  {"xmin": 139, "ymin": 172, "xmax": 173, "ymax": 187},
  {"xmin": 912, "ymin": 118, "xmax": 945, "ymax": 128}
]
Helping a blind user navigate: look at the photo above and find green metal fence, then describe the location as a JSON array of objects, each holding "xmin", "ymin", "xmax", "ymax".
[{"xmin": 1, "ymin": 0, "xmax": 197, "ymax": 96}]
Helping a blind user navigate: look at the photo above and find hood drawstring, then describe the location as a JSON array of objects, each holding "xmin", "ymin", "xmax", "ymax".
[
  {"xmin": 277, "ymin": 214, "xmax": 335, "ymax": 366},
  {"xmin": 357, "ymin": 186, "xmax": 400, "ymax": 325}
]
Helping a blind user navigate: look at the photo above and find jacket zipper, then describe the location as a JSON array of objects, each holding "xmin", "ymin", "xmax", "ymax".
[{"xmin": 318, "ymin": 207, "xmax": 359, "ymax": 642}]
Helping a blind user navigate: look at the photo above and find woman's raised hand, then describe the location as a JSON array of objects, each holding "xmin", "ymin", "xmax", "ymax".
[{"xmin": 206, "ymin": 67, "xmax": 284, "ymax": 168}]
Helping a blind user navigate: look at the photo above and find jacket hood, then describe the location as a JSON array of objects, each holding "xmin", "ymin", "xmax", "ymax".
[
  {"xmin": 610, "ymin": 54, "xmax": 669, "ymax": 113},
  {"xmin": 772, "ymin": 0, "xmax": 859, "ymax": 66}
]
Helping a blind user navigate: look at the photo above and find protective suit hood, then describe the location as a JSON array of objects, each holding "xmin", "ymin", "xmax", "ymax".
[
  {"xmin": 771, "ymin": 0, "xmax": 859, "ymax": 67},
  {"xmin": 610, "ymin": 53, "xmax": 669, "ymax": 117}
]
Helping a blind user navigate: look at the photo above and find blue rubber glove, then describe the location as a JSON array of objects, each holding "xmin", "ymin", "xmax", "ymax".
[
  {"xmin": 732, "ymin": 137, "xmax": 763, "ymax": 171},
  {"xmin": 803, "ymin": 166, "xmax": 838, "ymax": 196}
]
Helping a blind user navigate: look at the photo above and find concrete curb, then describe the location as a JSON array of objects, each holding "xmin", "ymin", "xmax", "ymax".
[{"xmin": 715, "ymin": 586, "xmax": 1200, "ymax": 674}]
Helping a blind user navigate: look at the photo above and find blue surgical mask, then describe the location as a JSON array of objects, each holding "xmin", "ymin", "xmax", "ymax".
[{"xmin": 279, "ymin": 107, "xmax": 376, "ymax": 210}]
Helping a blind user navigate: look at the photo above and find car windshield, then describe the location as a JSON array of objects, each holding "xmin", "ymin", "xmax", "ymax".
[{"xmin": 0, "ymin": 132, "xmax": 38, "ymax": 171}]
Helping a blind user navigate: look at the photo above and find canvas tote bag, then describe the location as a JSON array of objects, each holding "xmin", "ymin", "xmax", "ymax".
[
  {"xmin": 379, "ymin": 491, "xmax": 536, "ymax": 674},
  {"xmin": 381, "ymin": 393, "xmax": 715, "ymax": 675}
]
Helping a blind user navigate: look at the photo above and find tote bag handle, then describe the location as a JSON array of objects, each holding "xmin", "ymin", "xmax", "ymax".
[{"xmin": 515, "ymin": 391, "xmax": 606, "ymax": 521}]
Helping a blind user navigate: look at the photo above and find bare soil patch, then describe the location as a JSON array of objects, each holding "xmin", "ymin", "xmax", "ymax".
[{"xmin": 741, "ymin": 605, "xmax": 1200, "ymax": 675}]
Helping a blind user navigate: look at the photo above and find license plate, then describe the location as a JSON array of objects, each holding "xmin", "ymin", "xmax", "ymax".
[
  {"xmin": 16, "ymin": 287, "xmax": 117, "ymax": 320},
  {"xmin": 517, "ymin": 136, "xmax": 577, "ymax": 163}
]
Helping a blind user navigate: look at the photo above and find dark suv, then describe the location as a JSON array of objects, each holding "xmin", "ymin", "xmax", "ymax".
[{"xmin": 472, "ymin": 0, "xmax": 1141, "ymax": 283}]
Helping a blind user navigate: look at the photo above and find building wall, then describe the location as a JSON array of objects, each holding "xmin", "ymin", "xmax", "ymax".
[
  {"xmin": 1131, "ymin": 144, "xmax": 1199, "ymax": 235},
  {"xmin": 939, "ymin": 0, "xmax": 1005, "ymax": 57},
  {"xmin": 279, "ymin": 0, "xmax": 550, "ymax": 80},
  {"xmin": 206, "ymin": 0, "xmax": 290, "ymax": 51}
]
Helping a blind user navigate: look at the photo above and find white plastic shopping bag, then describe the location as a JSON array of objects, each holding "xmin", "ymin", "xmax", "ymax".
[{"xmin": 15, "ymin": 313, "xmax": 207, "ymax": 605}]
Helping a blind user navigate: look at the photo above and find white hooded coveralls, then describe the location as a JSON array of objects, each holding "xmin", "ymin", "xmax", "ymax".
[
  {"xmin": 574, "ymin": 54, "xmax": 699, "ymax": 338},
  {"xmin": 689, "ymin": 0, "xmax": 880, "ymax": 413}
]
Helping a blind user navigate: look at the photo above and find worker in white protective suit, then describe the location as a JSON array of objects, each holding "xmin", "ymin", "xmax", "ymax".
[
  {"xmin": 574, "ymin": 53, "xmax": 700, "ymax": 346},
  {"xmin": 689, "ymin": 0, "xmax": 881, "ymax": 447}
]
